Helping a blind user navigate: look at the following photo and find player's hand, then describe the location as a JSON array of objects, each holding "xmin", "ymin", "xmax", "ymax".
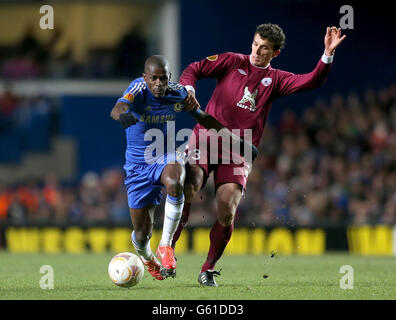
[
  {"xmin": 119, "ymin": 112, "xmax": 138, "ymax": 129},
  {"xmin": 324, "ymin": 26, "xmax": 346, "ymax": 56},
  {"xmin": 184, "ymin": 91, "xmax": 201, "ymax": 112},
  {"xmin": 239, "ymin": 138, "xmax": 259, "ymax": 162}
]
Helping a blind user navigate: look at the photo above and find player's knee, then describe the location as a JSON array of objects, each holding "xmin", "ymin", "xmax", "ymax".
[
  {"xmin": 184, "ymin": 166, "xmax": 204, "ymax": 202},
  {"xmin": 217, "ymin": 183, "xmax": 242, "ymax": 203},
  {"xmin": 217, "ymin": 209, "xmax": 235, "ymax": 227},
  {"xmin": 217, "ymin": 198, "xmax": 236, "ymax": 224},
  {"xmin": 163, "ymin": 165, "xmax": 185, "ymax": 197},
  {"xmin": 165, "ymin": 177, "xmax": 185, "ymax": 198},
  {"xmin": 216, "ymin": 188, "xmax": 241, "ymax": 226}
]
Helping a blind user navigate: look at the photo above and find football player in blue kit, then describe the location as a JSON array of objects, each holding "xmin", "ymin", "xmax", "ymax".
[{"xmin": 110, "ymin": 55, "xmax": 257, "ymax": 280}]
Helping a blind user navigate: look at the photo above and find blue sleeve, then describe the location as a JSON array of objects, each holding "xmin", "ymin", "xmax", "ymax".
[
  {"xmin": 179, "ymin": 86, "xmax": 188, "ymax": 101},
  {"xmin": 117, "ymin": 78, "xmax": 145, "ymax": 109},
  {"xmin": 168, "ymin": 82, "xmax": 188, "ymax": 101},
  {"xmin": 169, "ymin": 83, "xmax": 189, "ymax": 113}
]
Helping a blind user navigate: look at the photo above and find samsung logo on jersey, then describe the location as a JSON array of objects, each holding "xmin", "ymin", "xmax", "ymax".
[{"xmin": 140, "ymin": 114, "xmax": 176, "ymax": 123}]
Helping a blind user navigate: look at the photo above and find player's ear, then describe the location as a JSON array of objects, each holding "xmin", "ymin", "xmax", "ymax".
[
  {"xmin": 168, "ymin": 72, "xmax": 172, "ymax": 81},
  {"xmin": 273, "ymin": 50, "xmax": 281, "ymax": 58},
  {"xmin": 142, "ymin": 73, "xmax": 146, "ymax": 81}
]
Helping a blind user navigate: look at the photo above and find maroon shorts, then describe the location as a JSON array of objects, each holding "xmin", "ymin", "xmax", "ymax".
[{"xmin": 184, "ymin": 126, "xmax": 252, "ymax": 191}]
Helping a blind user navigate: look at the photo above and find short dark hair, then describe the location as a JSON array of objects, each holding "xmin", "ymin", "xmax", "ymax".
[
  {"xmin": 255, "ymin": 23, "xmax": 286, "ymax": 51},
  {"xmin": 144, "ymin": 55, "xmax": 170, "ymax": 73}
]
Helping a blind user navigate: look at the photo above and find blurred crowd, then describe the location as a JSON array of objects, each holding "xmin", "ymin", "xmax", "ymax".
[
  {"xmin": 0, "ymin": 24, "xmax": 147, "ymax": 79},
  {"xmin": 0, "ymin": 83, "xmax": 57, "ymax": 166},
  {"xmin": 0, "ymin": 83, "xmax": 55, "ymax": 135},
  {"xmin": 0, "ymin": 170, "xmax": 130, "ymax": 225},
  {"xmin": 236, "ymin": 83, "xmax": 396, "ymax": 227},
  {"xmin": 0, "ymin": 84, "xmax": 395, "ymax": 227}
]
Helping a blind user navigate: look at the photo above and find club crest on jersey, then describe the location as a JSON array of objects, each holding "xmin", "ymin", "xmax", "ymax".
[
  {"xmin": 174, "ymin": 102, "xmax": 183, "ymax": 112},
  {"xmin": 123, "ymin": 93, "xmax": 134, "ymax": 103},
  {"xmin": 261, "ymin": 77, "xmax": 272, "ymax": 87},
  {"xmin": 237, "ymin": 87, "xmax": 258, "ymax": 112},
  {"xmin": 206, "ymin": 54, "xmax": 218, "ymax": 62}
]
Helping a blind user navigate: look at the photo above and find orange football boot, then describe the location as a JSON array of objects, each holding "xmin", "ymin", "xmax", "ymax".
[
  {"xmin": 141, "ymin": 256, "xmax": 165, "ymax": 280},
  {"xmin": 156, "ymin": 245, "xmax": 176, "ymax": 278}
]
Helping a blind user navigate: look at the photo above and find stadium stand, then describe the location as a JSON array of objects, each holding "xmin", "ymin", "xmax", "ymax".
[{"xmin": 0, "ymin": 84, "xmax": 394, "ymax": 227}]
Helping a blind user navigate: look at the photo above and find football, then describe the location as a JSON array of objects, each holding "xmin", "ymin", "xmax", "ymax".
[{"xmin": 108, "ymin": 252, "xmax": 144, "ymax": 288}]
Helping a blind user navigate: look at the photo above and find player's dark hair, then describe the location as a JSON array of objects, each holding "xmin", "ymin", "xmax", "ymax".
[
  {"xmin": 144, "ymin": 55, "xmax": 170, "ymax": 73},
  {"xmin": 255, "ymin": 23, "xmax": 286, "ymax": 51}
]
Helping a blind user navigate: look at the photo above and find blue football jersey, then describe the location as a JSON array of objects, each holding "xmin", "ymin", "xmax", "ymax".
[{"xmin": 117, "ymin": 77, "xmax": 188, "ymax": 166}]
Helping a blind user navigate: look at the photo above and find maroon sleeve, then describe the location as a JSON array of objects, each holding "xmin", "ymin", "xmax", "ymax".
[
  {"xmin": 275, "ymin": 58, "xmax": 332, "ymax": 97},
  {"xmin": 179, "ymin": 52, "xmax": 240, "ymax": 89}
]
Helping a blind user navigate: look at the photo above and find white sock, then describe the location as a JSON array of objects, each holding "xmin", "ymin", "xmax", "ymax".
[
  {"xmin": 160, "ymin": 194, "xmax": 184, "ymax": 246},
  {"xmin": 131, "ymin": 231, "xmax": 153, "ymax": 262}
]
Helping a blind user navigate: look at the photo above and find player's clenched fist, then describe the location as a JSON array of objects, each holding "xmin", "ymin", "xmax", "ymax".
[{"xmin": 119, "ymin": 112, "xmax": 138, "ymax": 129}]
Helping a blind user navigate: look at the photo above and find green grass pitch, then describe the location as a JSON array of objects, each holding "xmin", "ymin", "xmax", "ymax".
[{"xmin": 1, "ymin": 251, "xmax": 395, "ymax": 300}]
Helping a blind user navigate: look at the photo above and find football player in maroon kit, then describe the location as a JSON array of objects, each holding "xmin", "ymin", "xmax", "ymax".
[{"xmin": 172, "ymin": 23, "xmax": 346, "ymax": 286}]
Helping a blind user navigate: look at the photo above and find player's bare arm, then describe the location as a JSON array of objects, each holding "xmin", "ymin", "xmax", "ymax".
[
  {"xmin": 110, "ymin": 101, "xmax": 138, "ymax": 129},
  {"xmin": 276, "ymin": 26, "xmax": 347, "ymax": 96},
  {"xmin": 324, "ymin": 26, "xmax": 346, "ymax": 56},
  {"xmin": 110, "ymin": 100, "xmax": 129, "ymax": 120},
  {"xmin": 183, "ymin": 92, "xmax": 259, "ymax": 161},
  {"xmin": 183, "ymin": 92, "xmax": 234, "ymax": 133},
  {"xmin": 183, "ymin": 92, "xmax": 222, "ymax": 128}
]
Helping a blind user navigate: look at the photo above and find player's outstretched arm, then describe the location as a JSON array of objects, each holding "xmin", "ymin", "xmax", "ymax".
[
  {"xmin": 277, "ymin": 26, "xmax": 347, "ymax": 97},
  {"xmin": 184, "ymin": 92, "xmax": 259, "ymax": 162},
  {"xmin": 110, "ymin": 101, "xmax": 138, "ymax": 129}
]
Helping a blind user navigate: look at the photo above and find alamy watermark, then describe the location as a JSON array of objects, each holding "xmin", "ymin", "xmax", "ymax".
[
  {"xmin": 339, "ymin": 5, "xmax": 354, "ymax": 29},
  {"xmin": 39, "ymin": 265, "xmax": 54, "ymax": 289},
  {"xmin": 339, "ymin": 265, "xmax": 354, "ymax": 289},
  {"xmin": 142, "ymin": 121, "xmax": 254, "ymax": 172},
  {"xmin": 39, "ymin": 5, "xmax": 54, "ymax": 30}
]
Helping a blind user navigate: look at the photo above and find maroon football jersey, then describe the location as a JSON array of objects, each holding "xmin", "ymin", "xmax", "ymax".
[{"xmin": 180, "ymin": 52, "xmax": 332, "ymax": 147}]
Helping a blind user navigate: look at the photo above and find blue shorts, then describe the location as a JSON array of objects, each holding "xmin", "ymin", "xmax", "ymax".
[{"xmin": 124, "ymin": 153, "xmax": 184, "ymax": 209}]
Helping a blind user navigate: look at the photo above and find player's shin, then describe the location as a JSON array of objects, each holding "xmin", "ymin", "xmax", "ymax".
[
  {"xmin": 201, "ymin": 220, "xmax": 234, "ymax": 273},
  {"xmin": 157, "ymin": 194, "xmax": 184, "ymax": 277},
  {"xmin": 131, "ymin": 231, "xmax": 153, "ymax": 262},
  {"xmin": 171, "ymin": 202, "xmax": 191, "ymax": 249},
  {"xmin": 132, "ymin": 231, "xmax": 165, "ymax": 280},
  {"xmin": 160, "ymin": 194, "xmax": 185, "ymax": 246}
]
